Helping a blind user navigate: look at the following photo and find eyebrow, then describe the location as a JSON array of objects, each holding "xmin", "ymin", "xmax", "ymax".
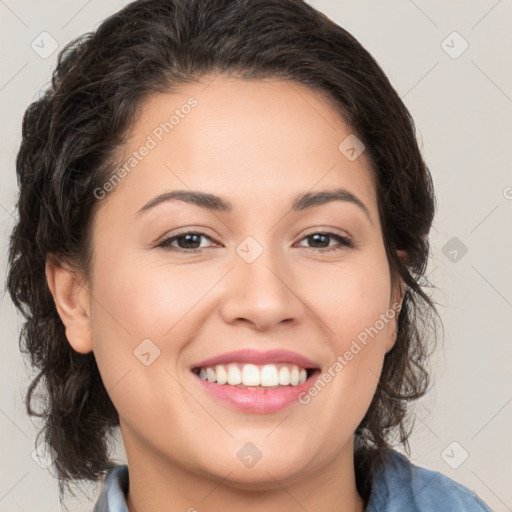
[{"xmin": 135, "ymin": 188, "xmax": 372, "ymax": 224}]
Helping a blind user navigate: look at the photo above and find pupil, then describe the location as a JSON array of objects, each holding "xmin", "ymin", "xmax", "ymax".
[
  {"xmin": 310, "ymin": 234, "xmax": 328, "ymax": 247},
  {"xmin": 180, "ymin": 234, "xmax": 200, "ymax": 248},
  {"xmin": 177, "ymin": 234, "xmax": 330, "ymax": 249}
]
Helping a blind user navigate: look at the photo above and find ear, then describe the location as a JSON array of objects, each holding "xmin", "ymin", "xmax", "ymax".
[
  {"xmin": 396, "ymin": 249, "xmax": 407, "ymax": 265},
  {"xmin": 45, "ymin": 254, "xmax": 93, "ymax": 354},
  {"xmin": 385, "ymin": 249, "xmax": 408, "ymax": 353}
]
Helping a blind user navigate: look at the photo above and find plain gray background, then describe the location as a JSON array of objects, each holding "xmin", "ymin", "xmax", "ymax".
[{"xmin": 1, "ymin": 0, "xmax": 511, "ymax": 510}]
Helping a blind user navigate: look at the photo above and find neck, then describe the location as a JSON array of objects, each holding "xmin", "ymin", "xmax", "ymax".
[{"xmin": 122, "ymin": 430, "xmax": 366, "ymax": 512}]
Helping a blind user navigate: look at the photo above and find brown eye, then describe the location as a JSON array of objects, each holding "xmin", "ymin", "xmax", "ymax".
[
  {"xmin": 297, "ymin": 232, "xmax": 354, "ymax": 252},
  {"xmin": 156, "ymin": 231, "xmax": 216, "ymax": 251}
]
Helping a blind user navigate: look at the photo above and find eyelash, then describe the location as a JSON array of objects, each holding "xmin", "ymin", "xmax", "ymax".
[{"xmin": 155, "ymin": 230, "xmax": 354, "ymax": 253}]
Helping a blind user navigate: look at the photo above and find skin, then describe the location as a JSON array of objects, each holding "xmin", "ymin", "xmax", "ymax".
[{"xmin": 46, "ymin": 75, "xmax": 406, "ymax": 512}]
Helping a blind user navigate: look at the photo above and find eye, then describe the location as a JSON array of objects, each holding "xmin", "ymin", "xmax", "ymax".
[
  {"xmin": 156, "ymin": 231, "xmax": 218, "ymax": 252},
  {"xmin": 155, "ymin": 230, "xmax": 354, "ymax": 253},
  {"xmin": 296, "ymin": 231, "xmax": 354, "ymax": 252}
]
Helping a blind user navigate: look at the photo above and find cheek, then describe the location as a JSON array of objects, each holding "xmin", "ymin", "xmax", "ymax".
[
  {"xmin": 300, "ymin": 253, "xmax": 392, "ymax": 341},
  {"xmin": 299, "ymin": 252, "xmax": 393, "ymax": 398},
  {"xmin": 91, "ymin": 251, "xmax": 211, "ymax": 340},
  {"xmin": 88, "ymin": 254, "xmax": 203, "ymax": 440},
  {"xmin": 287, "ymin": 261, "xmax": 393, "ymax": 469},
  {"xmin": 90, "ymin": 240, "xmax": 393, "ymax": 361},
  {"xmin": 88, "ymin": 250, "xmax": 222, "ymax": 402}
]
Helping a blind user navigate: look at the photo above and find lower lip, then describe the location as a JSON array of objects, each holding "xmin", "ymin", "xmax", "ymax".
[{"xmin": 192, "ymin": 371, "xmax": 321, "ymax": 413}]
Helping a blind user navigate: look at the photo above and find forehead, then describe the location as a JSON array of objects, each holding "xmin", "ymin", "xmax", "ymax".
[{"xmin": 102, "ymin": 75, "xmax": 378, "ymax": 221}]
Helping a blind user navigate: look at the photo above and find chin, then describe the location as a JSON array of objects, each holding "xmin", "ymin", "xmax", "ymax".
[{"xmin": 217, "ymin": 464, "xmax": 307, "ymax": 491}]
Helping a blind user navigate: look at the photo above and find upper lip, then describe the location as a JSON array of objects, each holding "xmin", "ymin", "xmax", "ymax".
[{"xmin": 191, "ymin": 349, "xmax": 320, "ymax": 369}]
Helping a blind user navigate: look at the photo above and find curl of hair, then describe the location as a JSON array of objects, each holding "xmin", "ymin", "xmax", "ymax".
[{"xmin": 7, "ymin": 0, "xmax": 440, "ymax": 502}]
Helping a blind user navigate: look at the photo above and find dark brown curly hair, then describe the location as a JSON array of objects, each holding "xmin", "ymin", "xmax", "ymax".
[{"xmin": 6, "ymin": 0, "xmax": 441, "ymax": 504}]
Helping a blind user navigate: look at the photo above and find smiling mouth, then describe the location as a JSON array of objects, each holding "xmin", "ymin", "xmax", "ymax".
[{"xmin": 191, "ymin": 362, "xmax": 320, "ymax": 388}]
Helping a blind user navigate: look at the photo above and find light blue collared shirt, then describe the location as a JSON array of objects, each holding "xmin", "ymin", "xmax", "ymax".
[{"xmin": 92, "ymin": 449, "xmax": 494, "ymax": 511}]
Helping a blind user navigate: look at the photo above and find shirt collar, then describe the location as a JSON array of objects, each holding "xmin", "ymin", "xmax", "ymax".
[{"xmin": 93, "ymin": 465, "xmax": 129, "ymax": 512}]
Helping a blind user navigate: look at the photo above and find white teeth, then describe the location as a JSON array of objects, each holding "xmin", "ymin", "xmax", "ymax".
[
  {"xmin": 278, "ymin": 366, "xmax": 290, "ymax": 385},
  {"xmin": 206, "ymin": 367, "xmax": 217, "ymax": 383},
  {"xmin": 227, "ymin": 363, "xmax": 242, "ymax": 385},
  {"xmin": 261, "ymin": 364, "xmax": 279, "ymax": 387},
  {"xmin": 196, "ymin": 363, "xmax": 311, "ymax": 387},
  {"xmin": 242, "ymin": 363, "xmax": 260, "ymax": 386},
  {"xmin": 290, "ymin": 365, "xmax": 299, "ymax": 386},
  {"xmin": 215, "ymin": 364, "xmax": 228, "ymax": 385}
]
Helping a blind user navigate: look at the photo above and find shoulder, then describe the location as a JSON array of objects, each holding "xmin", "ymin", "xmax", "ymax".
[{"xmin": 365, "ymin": 449, "xmax": 494, "ymax": 512}]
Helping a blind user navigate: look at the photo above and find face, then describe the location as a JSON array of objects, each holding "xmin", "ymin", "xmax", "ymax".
[{"xmin": 50, "ymin": 75, "xmax": 404, "ymax": 489}]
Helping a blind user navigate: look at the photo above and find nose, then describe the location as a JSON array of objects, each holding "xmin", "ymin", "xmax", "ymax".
[{"xmin": 219, "ymin": 242, "xmax": 305, "ymax": 332}]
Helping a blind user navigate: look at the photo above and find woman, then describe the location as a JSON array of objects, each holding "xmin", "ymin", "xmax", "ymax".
[{"xmin": 7, "ymin": 0, "xmax": 494, "ymax": 510}]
